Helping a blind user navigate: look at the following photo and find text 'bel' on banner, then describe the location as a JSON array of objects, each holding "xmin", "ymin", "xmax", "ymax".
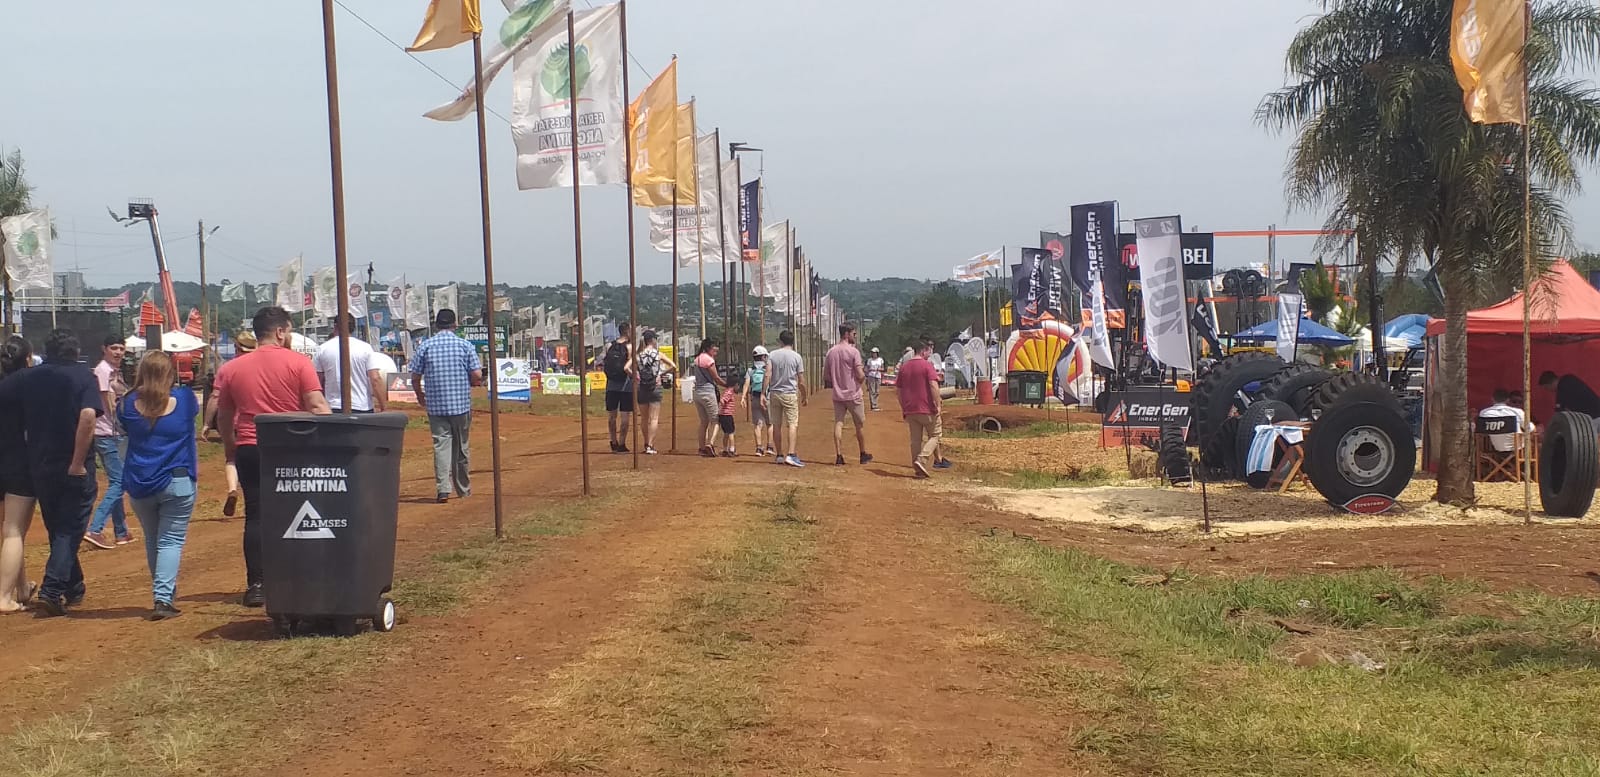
[
  {"xmin": 1133, "ymin": 216, "xmax": 1193, "ymax": 373},
  {"xmin": 509, "ymin": 3, "xmax": 625, "ymax": 190},
  {"xmin": 1276, "ymin": 292, "xmax": 1303, "ymax": 363}
]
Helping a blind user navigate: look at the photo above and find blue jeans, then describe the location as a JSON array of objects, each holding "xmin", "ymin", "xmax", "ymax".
[
  {"xmin": 130, "ymin": 476, "xmax": 195, "ymax": 605},
  {"xmin": 35, "ymin": 466, "xmax": 96, "ymax": 603},
  {"xmin": 88, "ymin": 436, "xmax": 128, "ymax": 537}
]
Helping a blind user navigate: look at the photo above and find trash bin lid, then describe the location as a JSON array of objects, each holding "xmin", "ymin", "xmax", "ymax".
[{"xmin": 255, "ymin": 411, "xmax": 409, "ymax": 430}]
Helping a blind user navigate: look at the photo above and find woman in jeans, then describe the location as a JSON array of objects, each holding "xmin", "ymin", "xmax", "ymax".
[
  {"xmin": 0, "ymin": 336, "xmax": 38, "ymax": 612},
  {"xmin": 118, "ymin": 351, "xmax": 199, "ymax": 620},
  {"xmin": 692, "ymin": 339, "xmax": 726, "ymax": 457}
]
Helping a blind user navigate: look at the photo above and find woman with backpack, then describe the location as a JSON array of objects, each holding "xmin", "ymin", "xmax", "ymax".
[
  {"xmin": 603, "ymin": 322, "xmax": 634, "ymax": 453},
  {"xmin": 634, "ymin": 330, "xmax": 675, "ymax": 455},
  {"xmin": 692, "ymin": 339, "xmax": 727, "ymax": 457},
  {"xmin": 741, "ymin": 346, "xmax": 774, "ymax": 456}
]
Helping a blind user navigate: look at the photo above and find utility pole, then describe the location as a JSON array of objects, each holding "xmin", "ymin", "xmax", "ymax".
[
  {"xmin": 198, "ymin": 221, "xmax": 219, "ymax": 361},
  {"xmin": 366, "ymin": 261, "xmax": 376, "ymax": 340}
]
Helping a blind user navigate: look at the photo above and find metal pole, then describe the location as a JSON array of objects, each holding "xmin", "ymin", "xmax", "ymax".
[
  {"xmin": 198, "ymin": 221, "xmax": 210, "ymax": 344},
  {"xmin": 619, "ymin": 1, "xmax": 640, "ymax": 469},
  {"xmin": 319, "ymin": 0, "xmax": 353, "ymax": 414},
  {"xmin": 1521, "ymin": 2, "xmax": 1534, "ymax": 522},
  {"xmin": 566, "ymin": 11, "xmax": 591, "ymax": 497},
  {"xmin": 714, "ymin": 130, "xmax": 731, "ymax": 359},
  {"xmin": 471, "ymin": 32, "xmax": 507, "ymax": 535},
  {"xmin": 671, "ymin": 183, "xmax": 680, "ymax": 453}
]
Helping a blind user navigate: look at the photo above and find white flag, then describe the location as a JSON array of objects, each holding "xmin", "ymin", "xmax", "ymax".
[
  {"xmin": 347, "ymin": 275, "xmax": 368, "ymax": 320},
  {"xmin": 385, "ymin": 278, "xmax": 407, "ymax": 322},
  {"xmin": 277, "ymin": 258, "xmax": 306, "ymax": 312},
  {"xmin": 952, "ymin": 264, "xmax": 984, "ymax": 283},
  {"xmin": 760, "ymin": 222, "xmax": 790, "ymax": 307},
  {"xmin": 1086, "ymin": 274, "xmax": 1115, "ymax": 371},
  {"xmin": 1134, "ymin": 216, "xmax": 1193, "ymax": 372},
  {"xmin": 690, "ymin": 133, "xmax": 722, "ymax": 266},
  {"xmin": 255, "ymin": 284, "xmax": 276, "ymax": 304},
  {"xmin": 312, "ymin": 267, "xmax": 339, "ymax": 318},
  {"xmin": 433, "ymin": 284, "xmax": 460, "ymax": 317},
  {"xmin": 720, "ymin": 161, "xmax": 741, "ymax": 264},
  {"xmin": 509, "ymin": 3, "xmax": 626, "ymax": 190},
  {"xmin": 221, "ymin": 282, "xmax": 246, "ymax": 302},
  {"xmin": 406, "ymin": 285, "xmax": 431, "ymax": 329},
  {"xmin": 1, "ymin": 209, "xmax": 53, "ymax": 291},
  {"xmin": 424, "ymin": 0, "xmax": 571, "ymax": 121},
  {"xmin": 1276, "ymin": 293, "xmax": 1304, "ymax": 363}
]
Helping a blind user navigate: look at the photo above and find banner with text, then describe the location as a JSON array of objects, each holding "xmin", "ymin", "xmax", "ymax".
[
  {"xmin": 509, "ymin": 3, "xmax": 625, "ymax": 190},
  {"xmin": 1133, "ymin": 216, "xmax": 1194, "ymax": 372}
]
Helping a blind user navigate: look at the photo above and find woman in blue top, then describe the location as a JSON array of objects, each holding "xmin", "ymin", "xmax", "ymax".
[{"xmin": 118, "ymin": 351, "xmax": 198, "ymax": 621}]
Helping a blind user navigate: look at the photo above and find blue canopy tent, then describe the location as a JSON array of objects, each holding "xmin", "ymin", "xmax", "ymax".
[
  {"xmin": 1229, "ymin": 318, "xmax": 1355, "ymax": 346},
  {"xmin": 1383, "ymin": 314, "xmax": 1430, "ymax": 350}
]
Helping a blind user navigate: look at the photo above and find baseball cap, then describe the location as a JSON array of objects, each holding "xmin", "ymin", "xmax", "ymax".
[
  {"xmin": 871, "ymin": 347, "xmax": 880, "ymax": 352},
  {"xmin": 434, "ymin": 309, "xmax": 457, "ymax": 328},
  {"xmin": 752, "ymin": 345, "xmax": 769, "ymax": 357}
]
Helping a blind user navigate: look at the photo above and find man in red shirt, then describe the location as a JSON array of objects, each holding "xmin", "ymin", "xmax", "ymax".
[
  {"xmin": 215, "ymin": 307, "xmax": 331, "ymax": 607},
  {"xmin": 898, "ymin": 336, "xmax": 942, "ymax": 479}
]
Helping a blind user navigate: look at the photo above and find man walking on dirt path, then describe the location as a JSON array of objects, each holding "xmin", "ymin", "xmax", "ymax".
[
  {"xmin": 603, "ymin": 322, "xmax": 635, "ymax": 454},
  {"xmin": 85, "ymin": 334, "xmax": 132, "ymax": 549},
  {"xmin": 898, "ymin": 336, "xmax": 942, "ymax": 479},
  {"xmin": 0, "ymin": 330, "xmax": 103, "ymax": 615},
  {"xmin": 866, "ymin": 347, "xmax": 886, "ymax": 411},
  {"xmin": 767, "ymin": 330, "xmax": 808, "ymax": 468},
  {"xmin": 411, "ymin": 309, "xmax": 483, "ymax": 505},
  {"xmin": 313, "ymin": 314, "xmax": 385, "ymax": 413},
  {"xmin": 825, "ymin": 323, "xmax": 873, "ymax": 466},
  {"xmin": 216, "ymin": 307, "xmax": 331, "ymax": 608}
]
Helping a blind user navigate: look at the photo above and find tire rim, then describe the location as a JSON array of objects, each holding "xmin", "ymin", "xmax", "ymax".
[
  {"xmin": 381, "ymin": 600, "xmax": 397, "ymax": 631},
  {"xmin": 1336, "ymin": 426, "xmax": 1394, "ymax": 488}
]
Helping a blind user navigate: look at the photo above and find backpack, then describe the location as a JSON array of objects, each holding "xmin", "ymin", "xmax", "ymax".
[
  {"xmin": 637, "ymin": 350, "xmax": 659, "ymax": 389},
  {"xmin": 603, "ymin": 341, "xmax": 629, "ymax": 381}
]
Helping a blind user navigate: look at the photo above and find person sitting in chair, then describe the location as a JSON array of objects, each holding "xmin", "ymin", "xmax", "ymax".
[{"xmin": 1478, "ymin": 389, "xmax": 1526, "ymax": 454}]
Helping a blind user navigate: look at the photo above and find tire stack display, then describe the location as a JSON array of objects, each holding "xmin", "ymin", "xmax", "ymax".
[
  {"xmin": 1159, "ymin": 425, "xmax": 1192, "ymax": 486},
  {"xmin": 1187, "ymin": 355, "xmax": 1416, "ymax": 506}
]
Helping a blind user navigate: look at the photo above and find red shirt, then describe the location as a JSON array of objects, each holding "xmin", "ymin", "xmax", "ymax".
[
  {"xmin": 898, "ymin": 357, "xmax": 939, "ymax": 417},
  {"xmin": 215, "ymin": 345, "xmax": 322, "ymax": 446}
]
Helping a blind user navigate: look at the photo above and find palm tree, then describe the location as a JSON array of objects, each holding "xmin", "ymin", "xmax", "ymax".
[
  {"xmin": 1258, "ymin": 0, "xmax": 1600, "ymax": 504},
  {"xmin": 0, "ymin": 149, "xmax": 34, "ymax": 219}
]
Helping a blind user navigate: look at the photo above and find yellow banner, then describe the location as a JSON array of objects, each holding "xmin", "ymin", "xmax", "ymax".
[
  {"xmin": 1451, "ymin": 0, "xmax": 1528, "ymax": 125},
  {"xmin": 406, "ymin": 0, "xmax": 482, "ymax": 53},
  {"xmin": 629, "ymin": 60, "xmax": 678, "ymax": 202}
]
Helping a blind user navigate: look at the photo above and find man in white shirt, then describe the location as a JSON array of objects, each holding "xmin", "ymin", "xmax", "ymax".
[
  {"xmin": 1478, "ymin": 388, "xmax": 1526, "ymax": 453},
  {"xmin": 313, "ymin": 314, "xmax": 385, "ymax": 413}
]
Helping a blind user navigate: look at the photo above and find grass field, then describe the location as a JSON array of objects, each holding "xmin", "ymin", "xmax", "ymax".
[{"xmin": 974, "ymin": 536, "xmax": 1600, "ymax": 777}]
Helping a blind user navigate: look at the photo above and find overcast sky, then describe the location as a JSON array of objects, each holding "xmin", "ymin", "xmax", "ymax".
[{"xmin": 4, "ymin": 0, "xmax": 1596, "ymax": 289}]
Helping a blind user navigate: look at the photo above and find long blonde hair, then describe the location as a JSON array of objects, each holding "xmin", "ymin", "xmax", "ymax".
[{"xmin": 133, "ymin": 351, "xmax": 177, "ymax": 427}]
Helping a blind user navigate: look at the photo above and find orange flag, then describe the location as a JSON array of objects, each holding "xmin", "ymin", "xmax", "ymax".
[
  {"xmin": 407, "ymin": 0, "xmax": 482, "ymax": 53},
  {"xmin": 1451, "ymin": 0, "xmax": 1528, "ymax": 125},
  {"xmin": 628, "ymin": 60, "xmax": 681, "ymax": 205}
]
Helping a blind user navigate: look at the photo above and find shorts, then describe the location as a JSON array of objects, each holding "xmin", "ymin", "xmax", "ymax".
[
  {"xmin": 833, "ymin": 398, "xmax": 865, "ymax": 426},
  {"xmin": 749, "ymin": 393, "xmax": 770, "ymax": 426},
  {"xmin": 605, "ymin": 390, "xmax": 635, "ymax": 413},
  {"xmin": 0, "ymin": 467, "xmax": 34, "ymax": 499},
  {"xmin": 718, "ymin": 415, "xmax": 736, "ymax": 435},
  {"xmin": 772, "ymin": 392, "xmax": 800, "ymax": 429},
  {"xmin": 695, "ymin": 391, "xmax": 719, "ymax": 424},
  {"xmin": 637, "ymin": 388, "xmax": 662, "ymax": 406}
]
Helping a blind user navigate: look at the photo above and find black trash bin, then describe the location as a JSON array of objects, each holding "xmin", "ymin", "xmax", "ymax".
[{"xmin": 256, "ymin": 411, "xmax": 407, "ymax": 637}]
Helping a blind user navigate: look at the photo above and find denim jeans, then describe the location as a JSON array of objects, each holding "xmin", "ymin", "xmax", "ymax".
[
  {"xmin": 428, "ymin": 414, "xmax": 472, "ymax": 497},
  {"xmin": 130, "ymin": 476, "xmax": 195, "ymax": 605},
  {"xmin": 88, "ymin": 436, "xmax": 128, "ymax": 537},
  {"xmin": 35, "ymin": 466, "xmax": 96, "ymax": 603}
]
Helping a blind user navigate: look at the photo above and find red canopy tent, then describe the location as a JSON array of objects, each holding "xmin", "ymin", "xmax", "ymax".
[{"xmin": 1425, "ymin": 259, "xmax": 1600, "ymax": 425}]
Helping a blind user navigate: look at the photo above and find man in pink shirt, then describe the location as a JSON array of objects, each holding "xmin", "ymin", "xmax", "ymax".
[
  {"xmin": 898, "ymin": 337, "xmax": 942, "ymax": 479},
  {"xmin": 823, "ymin": 323, "xmax": 873, "ymax": 466},
  {"xmin": 215, "ymin": 307, "xmax": 331, "ymax": 607}
]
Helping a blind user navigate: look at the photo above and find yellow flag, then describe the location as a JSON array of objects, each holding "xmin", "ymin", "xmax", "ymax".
[
  {"xmin": 1451, "ymin": 0, "xmax": 1528, "ymax": 124},
  {"xmin": 407, "ymin": 0, "xmax": 483, "ymax": 53},
  {"xmin": 629, "ymin": 61, "xmax": 679, "ymax": 198},
  {"xmin": 634, "ymin": 99, "xmax": 698, "ymax": 207}
]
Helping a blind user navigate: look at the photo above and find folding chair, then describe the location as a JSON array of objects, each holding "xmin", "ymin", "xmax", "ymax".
[{"xmin": 1474, "ymin": 414, "xmax": 1521, "ymax": 482}]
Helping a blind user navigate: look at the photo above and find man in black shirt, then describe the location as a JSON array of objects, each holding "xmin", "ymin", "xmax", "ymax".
[
  {"xmin": 0, "ymin": 330, "xmax": 102, "ymax": 615},
  {"xmin": 1539, "ymin": 371, "xmax": 1600, "ymax": 418}
]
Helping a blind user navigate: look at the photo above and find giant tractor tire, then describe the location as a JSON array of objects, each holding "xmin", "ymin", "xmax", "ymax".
[
  {"xmin": 1308, "ymin": 372, "xmax": 1402, "ymax": 420},
  {"xmin": 1191, "ymin": 352, "xmax": 1284, "ymax": 477},
  {"xmin": 1160, "ymin": 425, "xmax": 1192, "ymax": 486},
  {"xmin": 1305, "ymin": 401, "xmax": 1416, "ymax": 506},
  {"xmin": 1259, "ymin": 364, "xmax": 1333, "ymax": 419},
  {"xmin": 1539, "ymin": 410, "xmax": 1600, "ymax": 518}
]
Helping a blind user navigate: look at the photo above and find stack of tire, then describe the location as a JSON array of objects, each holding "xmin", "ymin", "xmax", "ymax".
[{"xmin": 1188, "ymin": 355, "xmax": 1416, "ymax": 505}]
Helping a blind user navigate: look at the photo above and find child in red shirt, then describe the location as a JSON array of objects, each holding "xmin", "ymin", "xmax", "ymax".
[{"xmin": 717, "ymin": 383, "xmax": 739, "ymax": 457}]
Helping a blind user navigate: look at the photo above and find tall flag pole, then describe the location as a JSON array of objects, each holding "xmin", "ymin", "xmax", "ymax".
[
  {"xmin": 1452, "ymin": 0, "xmax": 1531, "ymax": 519},
  {"xmin": 319, "ymin": 0, "xmax": 354, "ymax": 414},
  {"xmin": 409, "ymin": 0, "xmax": 506, "ymax": 534},
  {"xmin": 671, "ymin": 182, "xmax": 680, "ymax": 453},
  {"xmin": 565, "ymin": 10, "xmax": 592, "ymax": 496},
  {"xmin": 618, "ymin": 0, "xmax": 640, "ymax": 469},
  {"xmin": 714, "ymin": 129, "xmax": 731, "ymax": 358}
]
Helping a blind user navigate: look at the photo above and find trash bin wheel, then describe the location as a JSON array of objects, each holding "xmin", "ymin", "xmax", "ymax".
[{"xmin": 374, "ymin": 596, "xmax": 397, "ymax": 633}]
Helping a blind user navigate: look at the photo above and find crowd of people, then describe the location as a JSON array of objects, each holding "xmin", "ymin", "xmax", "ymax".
[{"xmin": 0, "ymin": 305, "xmax": 952, "ymax": 619}]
